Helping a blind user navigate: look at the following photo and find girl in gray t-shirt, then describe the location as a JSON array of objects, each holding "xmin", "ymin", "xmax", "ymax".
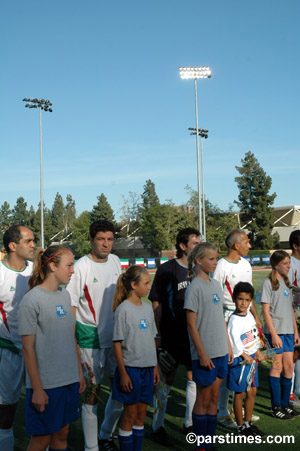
[
  {"xmin": 111, "ymin": 265, "xmax": 160, "ymax": 451},
  {"xmin": 184, "ymin": 242, "xmax": 233, "ymax": 447},
  {"xmin": 261, "ymin": 250, "xmax": 300, "ymax": 419},
  {"xmin": 18, "ymin": 245, "xmax": 86, "ymax": 451}
]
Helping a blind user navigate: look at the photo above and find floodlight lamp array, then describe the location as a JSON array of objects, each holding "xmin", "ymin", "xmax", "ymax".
[
  {"xmin": 179, "ymin": 66, "xmax": 211, "ymax": 79},
  {"xmin": 23, "ymin": 97, "xmax": 53, "ymax": 112}
]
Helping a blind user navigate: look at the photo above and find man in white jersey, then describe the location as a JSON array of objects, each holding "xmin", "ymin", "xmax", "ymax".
[
  {"xmin": 288, "ymin": 230, "xmax": 300, "ymax": 406},
  {"xmin": 68, "ymin": 220, "xmax": 122, "ymax": 451},
  {"xmin": 0, "ymin": 225, "xmax": 34, "ymax": 451},
  {"xmin": 213, "ymin": 229, "xmax": 261, "ymax": 429}
]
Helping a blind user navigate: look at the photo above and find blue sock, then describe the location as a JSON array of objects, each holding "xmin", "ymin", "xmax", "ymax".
[
  {"xmin": 206, "ymin": 414, "xmax": 217, "ymax": 449},
  {"xmin": 281, "ymin": 376, "xmax": 292, "ymax": 408},
  {"xmin": 132, "ymin": 426, "xmax": 144, "ymax": 451},
  {"xmin": 49, "ymin": 448, "xmax": 67, "ymax": 451},
  {"xmin": 192, "ymin": 412, "xmax": 207, "ymax": 450},
  {"xmin": 269, "ymin": 375, "xmax": 281, "ymax": 408},
  {"xmin": 118, "ymin": 432, "xmax": 134, "ymax": 451}
]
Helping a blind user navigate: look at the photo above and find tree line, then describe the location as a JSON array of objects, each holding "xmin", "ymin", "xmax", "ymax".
[{"xmin": 0, "ymin": 152, "xmax": 279, "ymax": 255}]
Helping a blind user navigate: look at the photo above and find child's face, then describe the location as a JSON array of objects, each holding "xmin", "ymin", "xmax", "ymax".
[
  {"xmin": 132, "ymin": 272, "xmax": 151, "ymax": 298},
  {"xmin": 197, "ymin": 250, "xmax": 218, "ymax": 275},
  {"xmin": 234, "ymin": 291, "xmax": 252, "ymax": 315},
  {"xmin": 275, "ymin": 256, "xmax": 290, "ymax": 277},
  {"xmin": 53, "ymin": 251, "xmax": 75, "ymax": 285}
]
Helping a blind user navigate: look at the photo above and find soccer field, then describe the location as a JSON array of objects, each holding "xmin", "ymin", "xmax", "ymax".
[{"xmin": 14, "ymin": 269, "xmax": 300, "ymax": 450}]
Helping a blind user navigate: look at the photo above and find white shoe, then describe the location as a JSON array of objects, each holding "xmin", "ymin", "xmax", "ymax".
[
  {"xmin": 217, "ymin": 414, "xmax": 237, "ymax": 429},
  {"xmin": 292, "ymin": 393, "xmax": 300, "ymax": 407}
]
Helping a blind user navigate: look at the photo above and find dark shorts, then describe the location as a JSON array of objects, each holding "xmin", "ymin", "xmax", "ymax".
[
  {"xmin": 192, "ymin": 354, "xmax": 228, "ymax": 386},
  {"xmin": 25, "ymin": 382, "xmax": 80, "ymax": 436},
  {"xmin": 227, "ymin": 355, "xmax": 259, "ymax": 392},
  {"xmin": 112, "ymin": 366, "xmax": 154, "ymax": 405},
  {"xmin": 265, "ymin": 333, "xmax": 294, "ymax": 354}
]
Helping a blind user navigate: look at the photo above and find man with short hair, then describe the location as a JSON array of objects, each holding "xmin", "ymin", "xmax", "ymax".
[
  {"xmin": 0, "ymin": 225, "xmax": 35, "ymax": 451},
  {"xmin": 150, "ymin": 227, "xmax": 201, "ymax": 446},
  {"xmin": 67, "ymin": 220, "xmax": 122, "ymax": 451},
  {"xmin": 213, "ymin": 229, "xmax": 261, "ymax": 429}
]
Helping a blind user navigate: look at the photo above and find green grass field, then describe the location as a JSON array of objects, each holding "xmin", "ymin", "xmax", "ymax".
[{"xmin": 14, "ymin": 269, "xmax": 300, "ymax": 450}]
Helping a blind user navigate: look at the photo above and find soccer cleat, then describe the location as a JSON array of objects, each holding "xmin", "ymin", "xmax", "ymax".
[
  {"xmin": 237, "ymin": 423, "xmax": 255, "ymax": 436},
  {"xmin": 282, "ymin": 403, "xmax": 300, "ymax": 417},
  {"xmin": 151, "ymin": 427, "xmax": 173, "ymax": 447},
  {"xmin": 98, "ymin": 438, "xmax": 119, "ymax": 451},
  {"xmin": 182, "ymin": 424, "xmax": 193, "ymax": 434},
  {"xmin": 270, "ymin": 405, "xmax": 295, "ymax": 420},
  {"xmin": 217, "ymin": 414, "xmax": 237, "ymax": 429},
  {"xmin": 248, "ymin": 423, "xmax": 266, "ymax": 437}
]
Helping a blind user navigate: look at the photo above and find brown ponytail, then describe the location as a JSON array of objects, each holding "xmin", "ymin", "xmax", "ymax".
[{"xmin": 268, "ymin": 250, "xmax": 291, "ymax": 291}]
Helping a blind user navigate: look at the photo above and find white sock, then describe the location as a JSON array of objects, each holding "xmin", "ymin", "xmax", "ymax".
[
  {"xmin": 0, "ymin": 427, "xmax": 14, "ymax": 451},
  {"xmin": 218, "ymin": 378, "xmax": 230, "ymax": 417},
  {"xmin": 98, "ymin": 393, "xmax": 123, "ymax": 440},
  {"xmin": 119, "ymin": 428, "xmax": 133, "ymax": 437},
  {"xmin": 152, "ymin": 383, "xmax": 171, "ymax": 432},
  {"xmin": 184, "ymin": 380, "xmax": 196, "ymax": 427},
  {"xmin": 81, "ymin": 403, "xmax": 99, "ymax": 451},
  {"xmin": 291, "ymin": 364, "xmax": 296, "ymax": 394}
]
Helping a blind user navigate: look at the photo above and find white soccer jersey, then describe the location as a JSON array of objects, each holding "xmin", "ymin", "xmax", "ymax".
[
  {"xmin": 213, "ymin": 257, "xmax": 252, "ymax": 310},
  {"xmin": 227, "ymin": 311, "xmax": 261, "ymax": 358},
  {"xmin": 67, "ymin": 254, "xmax": 121, "ymax": 348},
  {"xmin": 289, "ymin": 256, "xmax": 300, "ymax": 287},
  {"xmin": 0, "ymin": 260, "xmax": 33, "ymax": 350}
]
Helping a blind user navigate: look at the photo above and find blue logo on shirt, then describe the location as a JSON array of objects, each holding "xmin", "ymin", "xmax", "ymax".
[
  {"xmin": 284, "ymin": 289, "xmax": 289, "ymax": 297},
  {"xmin": 212, "ymin": 294, "xmax": 220, "ymax": 304},
  {"xmin": 139, "ymin": 319, "xmax": 148, "ymax": 330},
  {"xmin": 56, "ymin": 305, "xmax": 67, "ymax": 318}
]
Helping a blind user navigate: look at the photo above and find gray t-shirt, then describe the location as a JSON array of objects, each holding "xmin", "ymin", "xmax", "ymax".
[
  {"xmin": 262, "ymin": 278, "xmax": 294, "ymax": 335},
  {"xmin": 18, "ymin": 286, "xmax": 79, "ymax": 389},
  {"xmin": 113, "ymin": 300, "xmax": 157, "ymax": 367},
  {"xmin": 184, "ymin": 277, "xmax": 228, "ymax": 360}
]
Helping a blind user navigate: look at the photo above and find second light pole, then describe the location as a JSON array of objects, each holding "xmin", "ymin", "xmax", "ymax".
[
  {"xmin": 179, "ymin": 66, "xmax": 211, "ymax": 239},
  {"xmin": 23, "ymin": 98, "xmax": 53, "ymax": 248}
]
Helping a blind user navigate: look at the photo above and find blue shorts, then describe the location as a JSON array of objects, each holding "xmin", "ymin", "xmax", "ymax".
[
  {"xmin": 192, "ymin": 355, "xmax": 228, "ymax": 387},
  {"xmin": 265, "ymin": 334, "xmax": 294, "ymax": 354},
  {"xmin": 112, "ymin": 367, "xmax": 154, "ymax": 405},
  {"xmin": 227, "ymin": 355, "xmax": 259, "ymax": 392},
  {"xmin": 25, "ymin": 382, "xmax": 80, "ymax": 435}
]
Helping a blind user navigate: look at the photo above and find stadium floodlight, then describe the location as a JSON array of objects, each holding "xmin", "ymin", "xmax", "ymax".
[
  {"xmin": 22, "ymin": 97, "xmax": 53, "ymax": 248},
  {"xmin": 179, "ymin": 66, "xmax": 211, "ymax": 238},
  {"xmin": 179, "ymin": 66, "xmax": 212, "ymax": 80}
]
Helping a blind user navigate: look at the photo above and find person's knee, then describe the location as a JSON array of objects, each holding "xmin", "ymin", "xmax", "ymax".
[{"xmin": 0, "ymin": 404, "xmax": 17, "ymax": 429}]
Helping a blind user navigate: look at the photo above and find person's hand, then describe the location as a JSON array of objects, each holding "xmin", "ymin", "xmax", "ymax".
[
  {"xmin": 271, "ymin": 333, "xmax": 282, "ymax": 349},
  {"xmin": 120, "ymin": 372, "xmax": 133, "ymax": 392},
  {"xmin": 255, "ymin": 349, "xmax": 264, "ymax": 362},
  {"xmin": 199, "ymin": 352, "xmax": 215, "ymax": 370},
  {"xmin": 32, "ymin": 388, "xmax": 49, "ymax": 412},
  {"xmin": 153, "ymin": 366, "xmax": 160, "ymax": 386}
]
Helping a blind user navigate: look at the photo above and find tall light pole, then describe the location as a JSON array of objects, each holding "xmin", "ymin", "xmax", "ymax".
[
  {"xmin": 179, "ymin": 66, "xmax": 211, "ymax": 238},
  {"xmin": 189, "ymin": 128, "xmax": 209, "ymax": 241},
  {"xmin": 23, "ymin": 98, "xmax": 53, "ymax": 248}
]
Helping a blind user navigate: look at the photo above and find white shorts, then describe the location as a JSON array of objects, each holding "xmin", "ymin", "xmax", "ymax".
[
  {"xmin": 80, "ymin": 347, "xmax": 116, "ymax": 384},
  {"xmin": 0, "ymin": 348, "xmax": 24, "ymax": 404}
]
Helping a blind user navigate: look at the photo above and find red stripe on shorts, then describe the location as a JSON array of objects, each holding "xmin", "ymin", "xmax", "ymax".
[{"xmin": 0, "ymin": 301, "xmax": 10, "ymax": 332}]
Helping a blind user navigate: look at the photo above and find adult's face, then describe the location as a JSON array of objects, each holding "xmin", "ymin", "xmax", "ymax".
[
  {"xmin": 90, "ymin": 231, "xmax": 114, "ymax": 261},
  {"xmin": 12, "ymin": 227, "xmax": 35, "ymax": 262},
  {"xmin": 235, "ymin": 234, "xmax": 251, "ymax": 257},
  {"xmin": 182, "ymin": 234, "xmax": 201, "ymax": 255}
]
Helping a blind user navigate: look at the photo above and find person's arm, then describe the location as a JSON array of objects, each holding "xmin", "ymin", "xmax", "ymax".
[
  {"xmin": 152, "ymin": 301, "xmax": 162, "ymax": 349},
  {"xmin": 261, "ymin": 303, "xmax": 282, "ymax": 348},
  {"xmin": 250, "ymin": 301, "xmax": 262, "ymax": 328},
  {"xmin": 113, "ymin": 341, "xmax": 132, "ymax": 392},
  {"xmin": 224, "ymin": 319, "xmax": 234, "ymax": 364},
  {"xmin": 292, "ymin": 306, "xmax": 300, "ymax": 345},
  {"xmin": 22, "ymin": 335, "xmax": 49, "ymax": 412},
  {"xmin": 186, "ymin": 310, "xmax": 214, "ymax": 369}
]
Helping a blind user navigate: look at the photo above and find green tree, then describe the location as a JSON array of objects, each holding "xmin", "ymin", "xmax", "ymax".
[
  {"xmin": 11, "ymin": 197, "xmax": 30, "ymax": 226},
  {"xmin": 51, "ymin": 193, "xmax": 65, "ymax": 238},
  {"xmin": 91, "ymin": 194, "xmax": 115, "ymax": 224},
  {"xmin": 32, "ymin": 204, "xmax": 53, "ymax": 247},
  {"xmin": 65, "ymin": 194, "xmax": 76, "ymax": 234},
  {"xmin": 0, "ymin": 202, "xmax": 12, "ymax": 244},
  {"xmin": 71, "ymin": 211, "xmax": 91, "ymax": 257},
  {"xmin": 140, "ymin": 179, "xmax": 160, "ymax": 212},
  {"xmin": 235, "ymin": 151, "xmax": 277, "ymax": 249}
]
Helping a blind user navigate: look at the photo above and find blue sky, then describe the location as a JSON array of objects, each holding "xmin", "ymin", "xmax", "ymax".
[{"xmin": 1, "ymin": 0, "xmax": 299, "ymax": 219}]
